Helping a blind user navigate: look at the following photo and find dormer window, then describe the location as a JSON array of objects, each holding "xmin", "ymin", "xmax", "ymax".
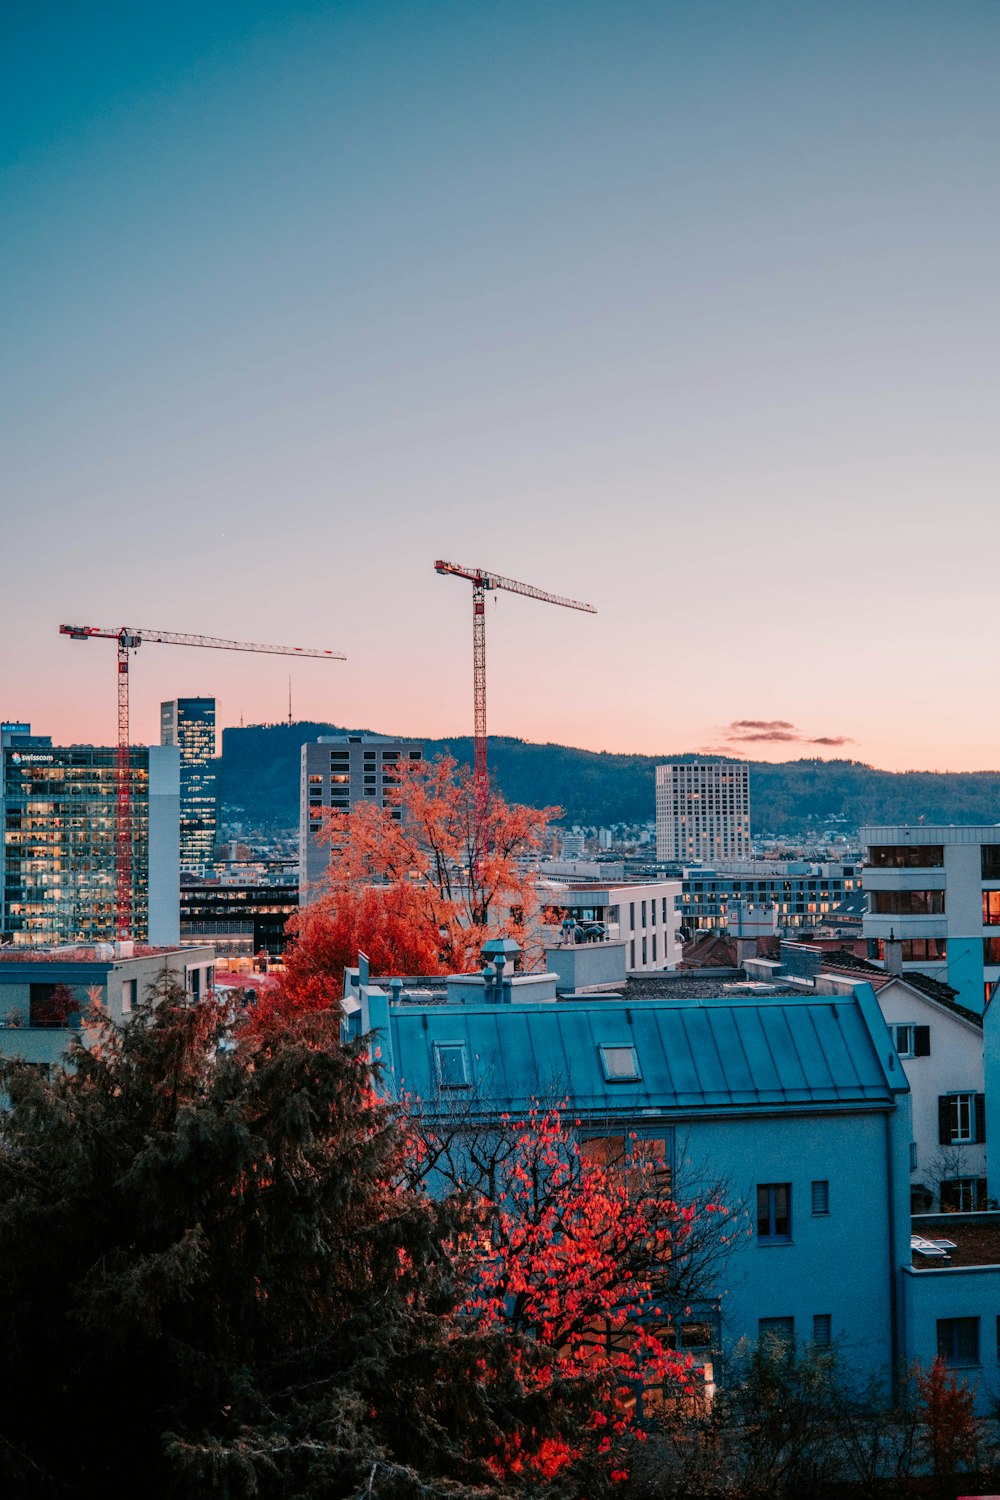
[
  {"xmin": 599, "ymin": 1044, "xmax": 641, "ymax": 1082},
  {"xmin": 434, "ymin": 1042, "xmax": 471, "ymax": 1089}
]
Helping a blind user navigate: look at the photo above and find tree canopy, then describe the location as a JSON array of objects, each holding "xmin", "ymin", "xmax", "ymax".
[
  {"xmin": 284, "ymin": 754, "xmax": 559, "ymax": 1005},
  {"xmin": 0, "ymin": 993, "xmax": 730, "ymax": 1499}
]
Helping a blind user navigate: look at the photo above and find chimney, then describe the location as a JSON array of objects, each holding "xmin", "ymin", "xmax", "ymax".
[{"xmin": 883, "ymin": 928, "xmax": 904, "ymax": 977}]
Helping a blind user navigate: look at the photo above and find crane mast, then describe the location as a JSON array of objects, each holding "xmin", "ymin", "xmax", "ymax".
[
  {"xmin": 433, "ymin": 560, "xmax": 596, "ymax": 829},
  {"xmin": 60, "ymin": 624, "xmax": 345, "ymax": 944}
]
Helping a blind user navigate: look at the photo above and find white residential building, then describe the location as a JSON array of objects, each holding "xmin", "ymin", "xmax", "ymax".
[
  {"xmin": 539, "ymin": 878, "xmax": 683, "ymax": 972},
  {"xmin": 818, "ymin": 967, "xmax": 986, "ymax": 1212},
  {"xmin": 655, "ymin": 762, "xmax": 750, "ymax": 864}
]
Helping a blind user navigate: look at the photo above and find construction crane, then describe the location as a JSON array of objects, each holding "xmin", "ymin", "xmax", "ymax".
[
  {"xmin": 433, "ymin": 561, "xmax": 596, "ymax": 822},
  {"xmin": 59, "ymin": 624, "xmax": 345, "ymax": 944}
]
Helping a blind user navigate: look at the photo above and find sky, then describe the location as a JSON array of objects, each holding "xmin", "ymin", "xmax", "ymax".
[{"xmin": 3, "ymin": 0, "xmax": 999, "ymax": 771}]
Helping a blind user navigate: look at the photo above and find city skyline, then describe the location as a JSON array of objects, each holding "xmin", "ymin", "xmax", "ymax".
[{"xmin": 4, "ymin": 2, "xmax": 999, "ymax": 772}]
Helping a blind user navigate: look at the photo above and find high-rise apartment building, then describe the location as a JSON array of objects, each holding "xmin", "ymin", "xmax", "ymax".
[
  {"xmin": 655, "ymin": 762, "xmax": 750, "ymax": 864},
  {"xmin": 1, "ymin": 723, "xmax": 180, "ymax": 947},
  {"xmin": 862, "ymin": 824, "xmax": 1000, "ymax": 1013},
  {"xmin": 160, "ymin": 698, "xmax": 217, "ymax": 872},
  {"xmin": 300, "ymin": 734, "xmax": 423, "ymax": 901}
]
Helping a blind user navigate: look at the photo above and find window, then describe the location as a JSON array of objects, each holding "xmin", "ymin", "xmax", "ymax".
[
  {"xmin": 409, "ymin": 750, "xmax": 422, "ymax": 759},
  {"xmin": 757, "ymin": 1183, "xmax": 791, "ymax": 1242},
  {"xmin": 812, "ymin": 1314, "xmax": 832, "ymax": 1347},
  {"xmin": 872, "ymin": 890, "xmax": 945, "ymax": 915},
  {"xmin": 758, "ymin": 1317, "xmax": 794, "ymax": 1348},
  {"xmin": 641, "ymin": 901, "xmax": 647, "ymax": 928},
  {"xmin": 910, "ymin": 1141, "xmax": 918, "ymax": 1171},
  {"xmin": 579, "ymin": 1133, "xmax": 671, "ymax": 1193},
  {"xmin": 985, "ymin": 938, "xmax": 1000, "ymax": 965},
  {"xmin": 939, "ymin": 1093, "xmax": 985, "ymax": 1145},
  {"xmin": 868, "ymin": 844, "xmax": 944, "ymax": 869},
  {"xmin": 892, "ymin": 1024, "xmax": 930, "ymax": 1059},
  {"xmin": 629, "ymin": 902, "xmax": 635, "ymax": 931},
  {"xmin": 121, "ymin": 978, "xmax": 136, "ymax": 1015},
  {"xmin": 877, "ymin": 938, "xmax": 947, "ymax": 962},
  {"xmin": 679, "ymin": 1321, "xmax": 713, "ymax": 1349},
  {"xmin": 986, "ymin": 891, "xmax": 1000, "ymax": 925},
  {"xmin": 599, "ymin": 1044, "xmax": 641, "ymax": 1082},
  {"xmin": 937, "ymin": 1317, "xmax": 979, "ymax": 1366},
  {"xmin": 433, "ymin": 1043, "xmax": 471, "ymax": 1089},
  {"xmin": 811, "ymin": 1180, "xmax": 830, "ymax": 1216},
  {"xmin": 982, "ymin": 846, "xmax": 1000, "ymax": 878},
  {"xmin": 940, "ymin": 1178, "xmax": 988, "ymax": 1211}
]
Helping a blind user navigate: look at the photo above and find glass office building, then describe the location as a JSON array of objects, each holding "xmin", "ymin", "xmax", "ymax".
[
  {"xmin": 1, "ymin": 725, "xmax": 180, "ymax": 947},
  {"xmin": 161, "ymin": 698, "xmax": 217, "ymax": 872}
]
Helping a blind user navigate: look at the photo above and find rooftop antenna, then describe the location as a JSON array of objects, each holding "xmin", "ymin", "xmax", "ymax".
[{"xmin": 288, "ymin": 675, "xmax": 293, "ymax": 727}]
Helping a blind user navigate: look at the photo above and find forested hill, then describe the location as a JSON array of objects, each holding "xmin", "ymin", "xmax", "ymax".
[{"xmin": 218, "ymin": 723, "xmax": 1000, "ymax": 834}]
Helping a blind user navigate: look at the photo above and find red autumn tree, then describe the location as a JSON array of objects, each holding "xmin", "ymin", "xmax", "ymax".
[
  {"xmin": 409, "ymin": 1103, "xmax": 738, "ymax": 1488},
  {"xmin": 914, "ymin": 1355, "xmax": 980, "ymax": 1475},
  {"xmin": 284, "ymin": 755, "xmax": 559, "ymax": 1004}
]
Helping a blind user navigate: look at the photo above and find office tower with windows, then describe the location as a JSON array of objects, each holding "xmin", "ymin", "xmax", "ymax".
[
  {"xmin": 1, "ymin": 724, "xmax": 180, "ymax": 946},
  {"xmin": 655, "ymin": 761, "xmax": 750, "ymax": 864},
  {"xmin": 161, "ymin": 698, "xmax": 217, "ymax": 872},
  {"xmin": 300, "ymin": 734, "xmax": 423, "ymax": 902}
]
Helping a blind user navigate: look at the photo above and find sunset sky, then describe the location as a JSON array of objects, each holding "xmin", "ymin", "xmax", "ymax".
[{"xmin": 3, "ymin": 1, "xmax": 999, "ymax": 771}]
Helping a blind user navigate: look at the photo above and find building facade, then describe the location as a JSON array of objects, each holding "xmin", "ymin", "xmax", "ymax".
[
  {"xmin": 655, "ymin": 762, "xmax": 750, "ymax": 864},
  {"xmin": 1, "ymin": 725, "xmax": 180, "ymax": 947},
  {"xmin": 540, "ymin": 878, "xmax": 683, "ymax": 972},
  {"xmin": 300, "ymin": 734, "xmax": 423, "ymax": 901},
  {"xmin": 180, "ymin": 882, "xmax": 298, "ymax": 958},
  {"xmin": 346, "ymin": 958, "xmax": 912, "ymax": 1397},
  {"xmin": 679, "ymin": 859, "xmax": 860, "ymax": 939},
  {"xmin": 862, "ymin": 825, "xmax": 1000, "ymax": 1013},
  {"xmin": 160, "ymin": 698, "xmax": 217, "ymax": 872}
]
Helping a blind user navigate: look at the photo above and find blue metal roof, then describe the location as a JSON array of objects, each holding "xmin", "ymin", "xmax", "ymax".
[{"xmin": 383, "ymin": 992, "xmax": 900, "ymax": 1118}]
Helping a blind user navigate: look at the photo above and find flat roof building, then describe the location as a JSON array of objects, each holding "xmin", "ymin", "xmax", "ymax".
[
  {"xmin": 862, "ymin": 824, "xmax": 1000, "ymax": 1013},
  {"xmin": 161, "ymin": 698, "xmax": 217, "ymax": 873},
  {"xmin": 1, "ymin": 724, "xmax": 179, "ymax": 948},
  {"xmin": 300, "ymin": 734, "xmax": 423, "ymax": 902},
  {"xmin": 656, "ymin": 762, "xmax": 750, "ymax": 864}
]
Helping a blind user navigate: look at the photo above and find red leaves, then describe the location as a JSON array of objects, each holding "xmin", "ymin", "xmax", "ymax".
[
  {"xmin": 444, "ymin": 1104, "xmax": 696, "ymax": 1486},
  {"xmin": 913, "ymin": 1354, "xmax": 980, "ymax": 1475}
]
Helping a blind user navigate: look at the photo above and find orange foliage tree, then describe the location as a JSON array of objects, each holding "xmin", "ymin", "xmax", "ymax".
[
  {"xmin": 409, "ymin": 1104, "xmax": 737, "ymax": 1488},
  {"xmin": 283, "ymin": 755, "xmax": 559, "ymax": 1007}
]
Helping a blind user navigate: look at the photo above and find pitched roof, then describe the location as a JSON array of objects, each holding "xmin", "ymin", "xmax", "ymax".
[
  {"xmin": 386, "ymin": 993, "xmax": 899, "ymax": 1120},
  {"xmin": 817, "ymin": 951, "xmax": 980, "ymax": 1025}
]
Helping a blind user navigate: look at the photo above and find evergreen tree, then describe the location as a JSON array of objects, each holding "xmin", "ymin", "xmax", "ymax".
[{"xmin": 0, "ymin": 994, "xmax": 525, "ymax": 1498}]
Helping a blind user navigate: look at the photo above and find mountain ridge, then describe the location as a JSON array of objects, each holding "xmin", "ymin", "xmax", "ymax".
[{"xmin": 217, "ymin": 723, "xmax": 1000, "ymax": 835}]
